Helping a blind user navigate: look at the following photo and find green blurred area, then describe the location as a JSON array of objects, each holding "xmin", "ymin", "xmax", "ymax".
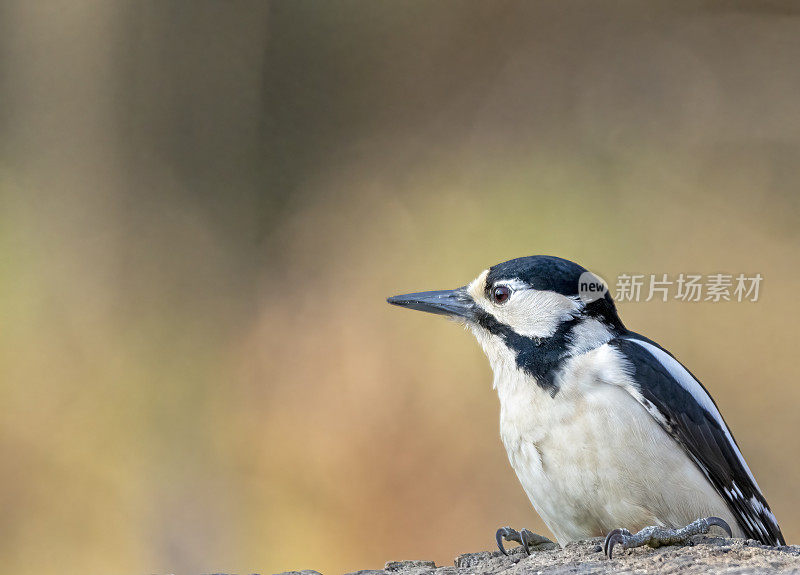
[{"xmin": 1, "ymin": 1, "xmax": 799, "ymax": 573}]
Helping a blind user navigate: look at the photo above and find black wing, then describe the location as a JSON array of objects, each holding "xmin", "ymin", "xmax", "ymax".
[{"xmin": 612, "ymin": 334, "xmax": 784, "ymax": 546}]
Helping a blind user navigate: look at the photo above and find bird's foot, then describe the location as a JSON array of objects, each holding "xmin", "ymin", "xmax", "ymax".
[
  {"xmin": 603, "ymin": 516, "xmax": 733, "ymax": 559},
  {"xmin": 495, "ymin": 526, "xmax": 555, "ymax": 556}
]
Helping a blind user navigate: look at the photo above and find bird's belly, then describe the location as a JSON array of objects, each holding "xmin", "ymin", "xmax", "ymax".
[{"xmin": 500, "ymin": 383, "xmax": 738, "ymax": 544}]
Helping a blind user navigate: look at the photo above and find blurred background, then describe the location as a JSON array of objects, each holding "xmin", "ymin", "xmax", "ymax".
[{"xmin": 1, "ymin": 1, "xmax": 799, "ymax": 573}]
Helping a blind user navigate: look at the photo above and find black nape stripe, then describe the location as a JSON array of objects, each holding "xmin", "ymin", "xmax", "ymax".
[{"xmin": 475, "ymin": 311, "xmax": 582, "ymax": 395}]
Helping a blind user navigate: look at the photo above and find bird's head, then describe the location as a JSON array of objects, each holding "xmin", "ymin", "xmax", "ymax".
[{"xmin": 387, "ymin": 256, "xmax": 625, "ymax": 392}]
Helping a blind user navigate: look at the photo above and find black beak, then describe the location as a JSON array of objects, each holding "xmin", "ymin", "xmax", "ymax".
[{"xmin": 386, "ymin": 287, "xmax": 476, "ymax": 320}]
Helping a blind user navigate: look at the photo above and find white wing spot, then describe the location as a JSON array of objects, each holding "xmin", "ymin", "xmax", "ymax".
[{"xmin": 749, "ymin": 496, "xmax": 780, "ymax": 531}]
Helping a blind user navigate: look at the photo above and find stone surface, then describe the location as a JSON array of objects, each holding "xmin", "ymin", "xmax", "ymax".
[
  {"xmin": 336, "ymin": 536, "xmax": 800, "ymax": 575},
  {"xmin": 384, "ymin": 560, "xmax": 437, "ymax": 572}
]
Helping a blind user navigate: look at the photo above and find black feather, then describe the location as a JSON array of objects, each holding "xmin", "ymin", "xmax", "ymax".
[
  {"xmin": 474, "ymin": 309, "xmax": 580, "ymax": 395},
  {"xmin": 613, "ymin": 335, "xmax": 785, "ymax": 546}
]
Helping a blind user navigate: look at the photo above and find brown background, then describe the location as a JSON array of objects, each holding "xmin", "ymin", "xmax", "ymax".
[{"xmin": 1, "ymin": 2, "xmax": 798, "ymax": 574}]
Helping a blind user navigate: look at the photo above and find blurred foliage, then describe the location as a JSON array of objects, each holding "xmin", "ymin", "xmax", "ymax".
[{"xmin": 0, "ymin": 1, "xmax": 799, "ymax": 574}]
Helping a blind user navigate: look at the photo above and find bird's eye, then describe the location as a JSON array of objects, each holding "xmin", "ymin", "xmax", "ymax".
[{"xmin": 491, "ymin": 285, "xmax": 512, "ymax": 304}]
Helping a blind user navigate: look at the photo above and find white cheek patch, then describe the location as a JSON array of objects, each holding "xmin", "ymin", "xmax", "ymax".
[
  {"xmin": 467, "ymin": 269, "xmax": 583, "ymax": 339},
  {"xmin": 496, "ymin": 290, "xmax": 581, "ymax": 338}
]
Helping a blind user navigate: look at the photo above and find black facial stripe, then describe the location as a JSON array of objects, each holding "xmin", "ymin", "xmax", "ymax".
[{"xmin": 475, "ymin": 309, "xmax": 582, "ymax": 396}]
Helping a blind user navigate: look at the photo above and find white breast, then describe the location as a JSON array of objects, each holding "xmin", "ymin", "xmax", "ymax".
[{"xmin": 490, "ymin": 343, "xmax": 739, "ymax": 544}]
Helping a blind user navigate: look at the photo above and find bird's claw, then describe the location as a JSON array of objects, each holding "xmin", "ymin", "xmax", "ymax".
[
  {"xmin": 603, "ymin": 528, "xmax": 632, "ymax": 559},
  {"xmin": 496, "ymin": 527, "xmax": 513, "ymax": 555},
  {"xmin": 603, "ymin": 516, "xmax": 733, "ymax": 559},
  {"xmin": 495, "ymin": 526, "xmax": 553, "ymax": 556},
  {"xmin": 705, "ymin": 516, "xmax": 733, "ymax": 538}
]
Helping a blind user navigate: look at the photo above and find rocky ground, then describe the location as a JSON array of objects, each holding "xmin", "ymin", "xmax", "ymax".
[{"xmin": 279, "ymin": 536, "xmax": 800, "ymax": 575}]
